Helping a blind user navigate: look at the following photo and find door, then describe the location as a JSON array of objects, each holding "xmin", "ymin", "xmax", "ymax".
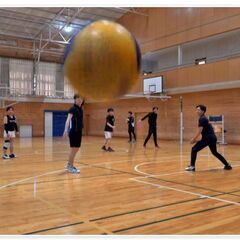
[
  {"xmin": 52, "ymin": 111, "xmax": 68, "ymax": 137},
  {"xmin": 44, "ymin": 112, "xmax": 53, "ymax": 137}
]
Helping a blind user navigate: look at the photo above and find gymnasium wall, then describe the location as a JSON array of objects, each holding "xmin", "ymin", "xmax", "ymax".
[
  {"xmin": 85, "ymin": 88, "xmax": 240, "ymax": 144},
  {"xmin": 0, "ymin": 102, "xmax": 72, "ymax": 137},
  {"xmin": 118, "ymin": 7, "xmax": 240, "ymax": 53}
]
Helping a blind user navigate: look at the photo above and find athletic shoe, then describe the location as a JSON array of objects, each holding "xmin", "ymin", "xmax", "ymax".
[
  {"xmin": 185, "ymin": 166, "xmax": 195, "ymax": 172},
  {"xmin": 2, "ymin": 154, "xmax": 10, "ymax": 159},
  {"xmin": 155, "ymin": 145, "xmax": 160, "ymax": 148},
  {"xmin": 102, "ymin": 146, "xmax": 107, "ymax": 151},
  {"xmin": 107, "ymin": 147, "xmax": 115, "ymax": 152},
  {"xmin": 9, "ymin": 154, "xmax": 16, "ymax": 158},
  {"xmin": 224, "ymin": 165, "xmax": 232, "ymax": 170},
  {"xmin": 67, "ymin": 165, "xmax": 80, "ymax": 174}
]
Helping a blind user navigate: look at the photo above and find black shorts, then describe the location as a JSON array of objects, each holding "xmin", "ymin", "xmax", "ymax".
[{"xmin": 69, "ymin": 130, "xmax": 82, "ymax": 148}]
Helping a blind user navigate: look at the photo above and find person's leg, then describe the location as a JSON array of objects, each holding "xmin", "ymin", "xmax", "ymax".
[
  {"xmin": 9, "ymin": 138, "xmax": 14, "ymax": 155},
  {"xmin": 68, "ymin": 147, "xmax": 79, "ymax": 166},
  {"xmin": 153, "ymin": 128, "xmax": 158, "ymax": 147},
  {"xmin": 128, "ymin": 128, "xmax": 132, "ymax": 142},
  {"xmin": 132, "ymin": 128, "xmax": 136, "ymax": 141},
  {"xmin": 208, "ymin": 136, "xmax": 231, "ymax": 168},
  {"xmin": 144, "ymin": 128, "xmax": 153, "ymax": 147},
  {"xmin": 190, "ymin": 139, "xmax": 208, "ymax": 167},
  {"xmin": 2, "ymin": 137, "xmax": 10, "ymax": 158},
  {"xmin": 67, "ymin": 131, "xmax": 81, "ymax": 173}
]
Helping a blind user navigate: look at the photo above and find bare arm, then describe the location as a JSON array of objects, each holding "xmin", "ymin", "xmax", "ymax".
[
  {"xmin": 190, "ymin": 127, "xmax": 203, "ymax": 144},
  {"xmin": 63, "ymin": 113, "xmax": 72, "ymax": 136},
  {"xmin": 107, "ymin": 122, "xmax": 115, "ymax": 129}
]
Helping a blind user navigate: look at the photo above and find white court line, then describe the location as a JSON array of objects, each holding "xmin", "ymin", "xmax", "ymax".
[
  {"xmin": 134, "ymin": 160, "xmax": 240, "ymax": 179},
  {"xmin": 132, "ymin": 178, "xmax": 240, "ymax": 206},
  {"xmin": 0, "ymin": 169, "xmax": 66, "ymax": 190}
]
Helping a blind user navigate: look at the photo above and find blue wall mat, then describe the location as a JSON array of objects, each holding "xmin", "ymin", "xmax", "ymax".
[{"xmin": 52, "ymin": 111, "xmax": 68, "ymax": 137}]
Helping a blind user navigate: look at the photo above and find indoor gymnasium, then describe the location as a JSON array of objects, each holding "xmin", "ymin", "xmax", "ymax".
[{"xmin": 0, "ymin": 6, "xmax": 240, "ymax": 236}]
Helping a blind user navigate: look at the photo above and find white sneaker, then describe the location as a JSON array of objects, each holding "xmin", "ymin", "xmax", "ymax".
[
  {"xmin": 185, "ymin": 166, "xmax": 195, "ymax": 172},
  {"xmin": 2, "ymin": 154, "xmax": 10, "ymax": 160},
  {"xmin": 67, "ymin": 165, "xmax": 80, "ymax": 174}
]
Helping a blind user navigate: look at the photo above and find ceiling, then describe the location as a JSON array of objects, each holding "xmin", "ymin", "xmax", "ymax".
[{"xmin": 0, "ymin": 7, "xmax": 141, "ymax": 63}]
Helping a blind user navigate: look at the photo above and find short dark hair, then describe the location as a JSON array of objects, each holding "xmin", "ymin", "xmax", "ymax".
[
  {"xmin": 196, "ymin": 105, "xmax": 206, "ymax": 113},
  {"xmin": 107, "ymin": 108, "xmax": 114, "ymax": 112},
  {"xmin": 6, "ymin": 106, "xmax": 14, "ymax": 111},
  {"xmin": 73, "ymin": 94, "xmax": 80, "ymax": 99},
  {"xmin": 128, "ymin": 111, "xmax": 132, "ymax": 115},
  {"xmin": 153, "ymin": 107, "xmax": 158, "ymax": 111}
]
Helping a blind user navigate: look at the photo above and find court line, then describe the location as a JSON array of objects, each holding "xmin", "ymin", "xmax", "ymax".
[
  {"xmin": 132, "ymin": 178, "xmax": 240, "ymax": 206},
  {"xmin": 134, "ymin": 161, "xmax": 240, "ymax": 178},
  {"xmin": 24, "ymin": 221, "xmax": 84, "ymax": 235},
  {"xmin": 112, "ymin": 203, "xmax": 232, "ymax": 234},
  {"xmin": 0, "ymin": 169, "xmax": 66, "ymax": 190}
]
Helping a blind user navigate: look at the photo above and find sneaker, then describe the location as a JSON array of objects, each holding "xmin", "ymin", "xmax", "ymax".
[
  {"xmin": 102, "ymin": 146, "xmax": 107, "ymax": 151},
  {"xmin": 224, "ymin": 165, "xmax": 232, "ymax": 170},
  {"xmin": 2, "ymin": 154, "xmax": 10, "ymax": 159},
  {"xmin": 9, "ymin": 154, "xmax": 16, "ymax": 158},
  {"xmin": 185, "ymin": 166, "xmax": 195, "ymax": 172},
  {"xmin": 67, "ymin": 165, "xmax": 80, "ymax": 174},
  {"xmin": 155, "ymin": 145, "xmax": 160, "ymax": 148},
  {"xmin": 107, "ymin": 147, "xmax": 115, "ymax": 152}
]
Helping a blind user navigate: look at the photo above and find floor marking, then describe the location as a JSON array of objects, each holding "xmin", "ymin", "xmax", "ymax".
[{"xmin": 132, "ymin": 178, "xmax": 240, "ymax": 206}]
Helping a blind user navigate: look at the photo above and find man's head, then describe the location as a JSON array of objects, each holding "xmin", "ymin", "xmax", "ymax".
[
  {"xmin": 152, "ymin": 107, "xmax": 158, "ymax": 113},
  {"xmin": 6, "ymin": 106, "xmax": 14, "ymax": 115},
  {"xmin": 74, "ymin": 94, "xmax": 84, "ymax": 107},
  {"xmin": 196, "ymin": 105, "xmax": 206, "ymax": 117},
  {"xmin": 107, "ymin": 108, "xmax": 114, "ymax": 116},
  {"xmin": 128, "ymin": 111, "xmax": 132, "ymax": 116}
]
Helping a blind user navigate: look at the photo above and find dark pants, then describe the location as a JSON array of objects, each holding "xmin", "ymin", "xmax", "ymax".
[
  {"xmin": 144, "ymin": 127, "xmax": 158, "ymax": 146},
  {"xmin": 128, "ymin": 127, "xmax": 136, "ymax": 141},
  {"xmin": 191, "ymin": 134, "xmax": 229, "ymax": 167}
]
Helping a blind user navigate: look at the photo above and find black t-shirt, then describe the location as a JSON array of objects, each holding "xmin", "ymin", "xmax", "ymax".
[
  {"xmin": 68, "ymin": 104, "xmax": 83, "ymax": 132},
  {"xmin": 127, "ymin": 116, "xmax": 134, "ymax": 128},
  {"xmin": 141, "ymin": 112, "xmax": 157, "ymax": 128},
  {"xmin": 198, "ymin": 115, "xmax": 215, "ymax": 137},
  {"xmin": 104, "ymin": 115, "xmax": 115, "ymax": 132},
  {"xmin": 5, "ymin": 115, "xmax": 18, "ymax": 132}
]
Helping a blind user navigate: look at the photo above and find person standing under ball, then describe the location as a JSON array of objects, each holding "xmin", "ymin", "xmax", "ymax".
[{"xmin": 63, "ymin": 94, "xmax": 84, "ymax": 174}]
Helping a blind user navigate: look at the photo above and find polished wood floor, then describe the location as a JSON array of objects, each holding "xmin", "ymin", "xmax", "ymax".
[{"xmin": 0, "ymin": 136, "xmax": 240, "ymax": 235}]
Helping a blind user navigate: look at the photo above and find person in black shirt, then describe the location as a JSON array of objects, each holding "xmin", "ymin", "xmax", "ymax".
[
  {"xmin": 140, "ymin": 107, "xmax": 159, "ymax": 148},
  {"xmin": 185, "ymin": 105, "xmax": 232, "ymax": 171},
  {"xmin": 2, "ymin": 106, "xmax": 19, "ymax": 159},
  {"xmin": 127, "ymin": 111, "xmax": 136, "ymax": 142},
  {"xmin": 102, "ymin": 108, "xmax": 115, "ymax": 152},
  {"xmin": 63, "ymin": 94, "xmax": 84, "ymax": 174}
]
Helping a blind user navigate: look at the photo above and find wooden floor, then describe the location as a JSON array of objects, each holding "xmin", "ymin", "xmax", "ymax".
[{"xmin": 0, "ymin": 136, "xmax": 240, "ymax": 235}]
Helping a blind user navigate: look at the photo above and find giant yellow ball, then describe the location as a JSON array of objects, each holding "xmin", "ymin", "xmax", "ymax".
[{"xmin": 64, "ymin": 20, "xmax": 141, "ymax": 101}]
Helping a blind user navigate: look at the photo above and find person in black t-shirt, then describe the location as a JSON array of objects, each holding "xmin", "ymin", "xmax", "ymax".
[
  {"xmin": 185, "ymin": 105, "xmax": 232, "ymax": 172},
  {"xmin": 63, "ymin": 94, "xmax": 84, "ymax": 174},
  {"xmin": 2, "ymin": 106, "xmax": 19, "ymax": 159},
  {"xmin": 140, "ymin": 107, "xmax": 159, "ymax": 148},
  {"xmin": 127, "ymin": 111, "xmax": 136, "ymax": 142},
  {"xmin": 102, "ymin": 108, "xmax": 115, "ymax": 152}
]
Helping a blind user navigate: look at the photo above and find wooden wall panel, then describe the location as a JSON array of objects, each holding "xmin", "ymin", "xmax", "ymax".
[
  {"xmin": 118, "ymin": 7, "xmax": 240, "ymax": 53},
  {"xmin": 85, "ymin": 89, "xmax": 240, "ymax": 144},
  {"xmin": 0, "ymin": 102, "xmax": 72, "ymax": 137}
]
